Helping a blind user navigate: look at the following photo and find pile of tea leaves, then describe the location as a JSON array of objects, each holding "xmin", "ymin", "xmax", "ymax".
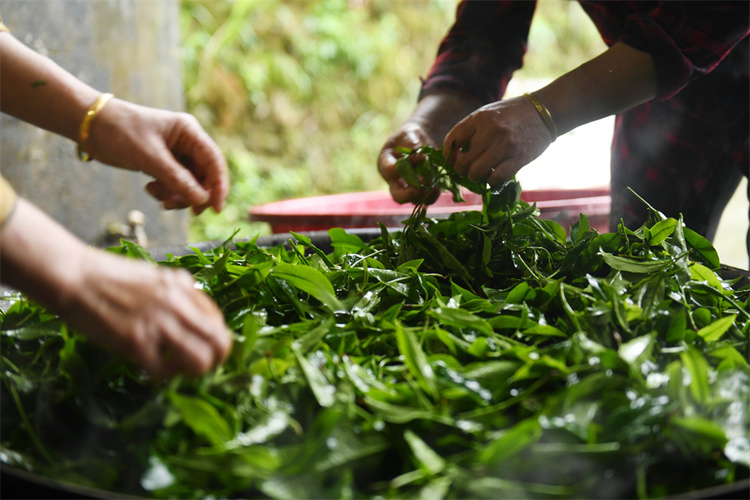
[{"xmin": 1, "ymin": 148, "xmax": 749, "ymax": 499}]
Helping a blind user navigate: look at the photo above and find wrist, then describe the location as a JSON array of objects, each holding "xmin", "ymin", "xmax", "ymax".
[
  {"xmin": 523, "ymin": 92, "xmax": 557, "ymax": 142},
  {"xmin": 77, "ymin": 93, "xmax": 115, "ymax": 161},
  {"xmin": 0, "ymin": 199, "xmax": 89, "ymax": 312},
  {"xmin": 533, "ymin": 43, "xmax": 657, "ymax": 137},
  {"xmin": 412, "ymin": 91, "xmax": 480, "ymax": 143}
]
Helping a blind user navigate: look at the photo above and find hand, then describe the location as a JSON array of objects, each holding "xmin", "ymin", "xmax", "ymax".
[
  {"xmin": 85, "ymin": 99, "xmax": 229, "ymax": 215},
  {"xmin": 378, "ymin": 92, "xmax": 481, "ymax": 204},
  {"xmin": 444, "ymin": 95, "xmax": 554, "ymax": 186},
  {"xmin": 0, "ymin": 199, "xmax": 233, "ymax": 379},
  {"xmin": 378, "ymin": 122, "xmax": 441, "ymax": 204},
  {"xmin": 0, "ymin": 34, "xmax": 228, "ymax": 214},
  {"xmin": 66, "ymin": 250, "xmax": 233, "ymax": 379}
]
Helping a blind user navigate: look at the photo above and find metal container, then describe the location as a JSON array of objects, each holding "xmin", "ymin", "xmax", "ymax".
[
  {"xmin": 249, "ymin": 187, "xmax": 611, "ymax": 234},
  {"xmin": 0, "ymin": 0, "xmax": 188, "ymax": 249}
]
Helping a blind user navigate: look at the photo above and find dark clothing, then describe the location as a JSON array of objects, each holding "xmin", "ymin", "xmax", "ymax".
[
  {"xmin": 421, "ymin": 1, "xmax": 750, "ymax": 242},
  {"xmin": 610, "ymin": 37, "xmax": 748, "ymax": 241}
]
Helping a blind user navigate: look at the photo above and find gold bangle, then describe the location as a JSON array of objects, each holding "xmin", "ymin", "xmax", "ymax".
[
  {"xmin": 523, "ymin": 92, "xmax": 557, "ymax": 142},
  {"xmin": 77, "ymin": 93, "xmax": 114, "ymax": 162}
]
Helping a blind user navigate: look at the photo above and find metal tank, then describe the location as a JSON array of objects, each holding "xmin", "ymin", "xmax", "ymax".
[{"xmin": 0, "ymin": 0, "xmax": 188, "ymax": 248}]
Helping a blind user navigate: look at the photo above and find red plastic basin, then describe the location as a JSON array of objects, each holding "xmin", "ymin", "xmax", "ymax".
[{"xmin": 249, "ymin": 187, "xmax": 611, "ymax": 234}]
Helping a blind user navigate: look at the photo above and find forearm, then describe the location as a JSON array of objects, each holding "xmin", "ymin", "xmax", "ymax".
[
  {"xmin": 533, "ymin": 42, "xmax": 657, "ymax": 136},
  {"xmin": 411, "ymin": 91, "xmax": 483, "ymax": 142},
  {"xmin": 0, "ymin": 31, "xmax": 98, "ymax": 141},
  {"xmin": 0, "ymin": 198, "xmax": 86, "ymax": 311}
]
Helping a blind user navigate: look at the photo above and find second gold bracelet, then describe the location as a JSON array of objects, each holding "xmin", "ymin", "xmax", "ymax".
[
  {"xmin": 77, "ymin": 92, "xmax": 114, "ymax": 162},
  {"xmin": 523, "ymin": 92, "xmax": 557, "ymax": 142}
]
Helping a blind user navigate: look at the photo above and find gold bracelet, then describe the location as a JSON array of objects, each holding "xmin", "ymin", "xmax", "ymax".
[
  {"xmin": 523, "ymin": 92, "xmax": 557, "ymax": 142},
  {"xmin": 77, "ymin": 93, "xmax": 114, "ymax": 162}
]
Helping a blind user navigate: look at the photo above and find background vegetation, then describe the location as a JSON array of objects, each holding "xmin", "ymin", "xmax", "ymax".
[{"xmin": 180, "ymin": 0, "xmax": 605, "ymax": 242}]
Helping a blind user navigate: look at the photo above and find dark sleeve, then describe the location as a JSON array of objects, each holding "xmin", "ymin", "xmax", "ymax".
[
  {"xmin": 581, "ymin": 1, "xmax": 750, "ymax": 100},
  {"xmin": 419, "ymin": 0, "xmax": 536, "ymax": 105}
]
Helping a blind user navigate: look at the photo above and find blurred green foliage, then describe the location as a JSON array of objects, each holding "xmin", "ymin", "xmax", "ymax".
[{"xmin": 181, "ymin": 0, "xmax": 605, "ymax": 242}]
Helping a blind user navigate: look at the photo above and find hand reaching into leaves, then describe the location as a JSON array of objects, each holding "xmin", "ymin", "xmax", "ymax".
[
  {"xmin": 0, "ymin": 199, "xmax": 233, "ymax": 379},
  {"xmin": 443, "ymin": 95, "xmax": 554, "ymax": 187},
  {"xmin": 378, "ymin": 92, "xmax": 480, "ymax": 204}
]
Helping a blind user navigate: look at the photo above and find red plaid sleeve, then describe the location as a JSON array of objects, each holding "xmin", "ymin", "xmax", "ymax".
[
  {"xmin": 580, "ymin": 1, "xmax": 750, "ymax": 100},
  {"xmin": 419, "ymin": 0, "xmax": 535, "ymax": 104}
]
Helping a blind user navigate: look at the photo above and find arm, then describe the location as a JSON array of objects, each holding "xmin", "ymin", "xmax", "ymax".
[
  {"xmin": 445, "ymin": 0, "xmax": 750, "ymax": 185},
  {"xmin": 445, "ymin": 42, "xmax": 657, "ymax": 184},
  {"xmin": 0, "ymin": 196, "xmax": 233, "ymax": 379},
  {"xmin": 0, "ymin": 30, "xmax": 228, "ymax": 214},
  {"xmin": 377, "ymin": 1, "xmax": 535, "ymax": 203}
]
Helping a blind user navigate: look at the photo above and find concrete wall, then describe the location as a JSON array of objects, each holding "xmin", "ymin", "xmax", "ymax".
[{"xmin": 1, "ymin": 0, "xmax": 188, "ymax": 248}]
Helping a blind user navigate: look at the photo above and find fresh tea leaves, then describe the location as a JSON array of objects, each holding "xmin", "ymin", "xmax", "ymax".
[{"xmin": 1, "ymin": 154, "xmax": 748, "ymax": 498}]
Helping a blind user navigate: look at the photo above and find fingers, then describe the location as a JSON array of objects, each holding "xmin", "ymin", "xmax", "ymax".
[
  {"xmin": 147, "ymin": 270, "xmax": 232, "ymax": 378},
  {"xmin": 139, "ymin": 308, "xmax": 215, "ymax": 379},
  {"xmin": 73, "ymin": 256, "xmax": 233, "ymax": 380},
  {"xmin": 172, "ymin": 117, "xmax": 229, "ymax": 214},
  {"xmin": 444, "ymin": 118, "xmax": 500, "ymax": 184},
  {"xmin": 377, "ymin": 124, "xmax": 439, "ymax": 204},
  {"xmin": 145, "ymin": 180, "xmax": 188, "ymax": 210},
  {"xmin": 379, "ymin": 148, "xmax": 424, "ymax": 204},
  {"xmin": 145, "ymin": 148, "xmax": 211, "ymax": 211},
  {"xmin": 142, "ymin": 113, "xmax": 229, "ymax": 215},
  {"xmin": 448, "ymin": 133, "xmax": 519, "ymax": 186},
  {"xmin": 442, "ymin": 97, "xmax": 553, "ymax": 187}
]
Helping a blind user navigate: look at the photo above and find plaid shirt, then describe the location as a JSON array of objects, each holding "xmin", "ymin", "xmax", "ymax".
[
  {"xmin": 421, "ymin": 0, "xmax": 750, "ymax": 103},
  {"xmin": 421, "ymin": 0, "xmax": 749, "ymax": 240}
]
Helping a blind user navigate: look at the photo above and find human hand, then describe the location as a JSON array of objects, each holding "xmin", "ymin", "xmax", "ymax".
[
  {"xmin": 84, "ymin": 99, "xmax": 229, "ymax": 215},
  {"xmin": 0, "ymin": 198, "xmax": 233, "ymax": 379},
  {"xmin": 64, "ymin": 250, "xmax": 233, "ymax": 379},
  {"xmin": 444, "ymin": 95, "xmax": 554, "ymax": 186},
  {"xmin": 378, "ymin": 122, "xmax": 442, "ymax": 204},
  {"xmin": 378, "ymin": 92, "xmax": 481, "ymax": 204}
]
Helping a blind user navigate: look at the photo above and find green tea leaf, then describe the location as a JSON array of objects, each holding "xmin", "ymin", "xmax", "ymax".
[
  {"xmin": 395, "ymin": 323, "xmax": 438, "ymax": 397},
  {"xmin": 168, "ymin": 392, "xmax": 233, "ymax": 446},
  {"xmin": 648, "ymin": 218, "xmax": 678, "ymax": 245},
  {"xmin": 680, "ymin": 346, "xmax": 711, "ymax": 405},
  {"xmin": 670, "ymin": 416, "xmax": 728, "ymax": 448},
  {"xmin": 270, "ymin": 263, "xmax": 342, "ymax": 310},
  {"xmin": 403, "ymin": 429, "xmax": 446, "ymax": 475},
  {"xmin": 396, "ymin": 156, "xmax": 425, "ymax": 188},
  {"xmin": 293, "ymin": 349, "xmax": 336, "ymax": 408},
  {"xmin": 697, "ymin": 315, "xmax": 737, "ymax": 343},
  {"xmin": 684, "ymin": 227, "xmax": 721, "ymax": 269},
  {"xmin": 430, "ymin": 306, "xmax": 493, "ymax": 335},
  {"xmin": 599, "ymin": 252, "xmax": 669, "ymax": 274},
  {"xmin": 119, "ymin": 239, "xmax": 157, "ymax": 263},
  {"xmin": 689, "ymin": 262, "xmax": 723, "ymax": 291},
  {"xmin": 478, "ymin": 419, "xmax": 541, "ymax": 464}
]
